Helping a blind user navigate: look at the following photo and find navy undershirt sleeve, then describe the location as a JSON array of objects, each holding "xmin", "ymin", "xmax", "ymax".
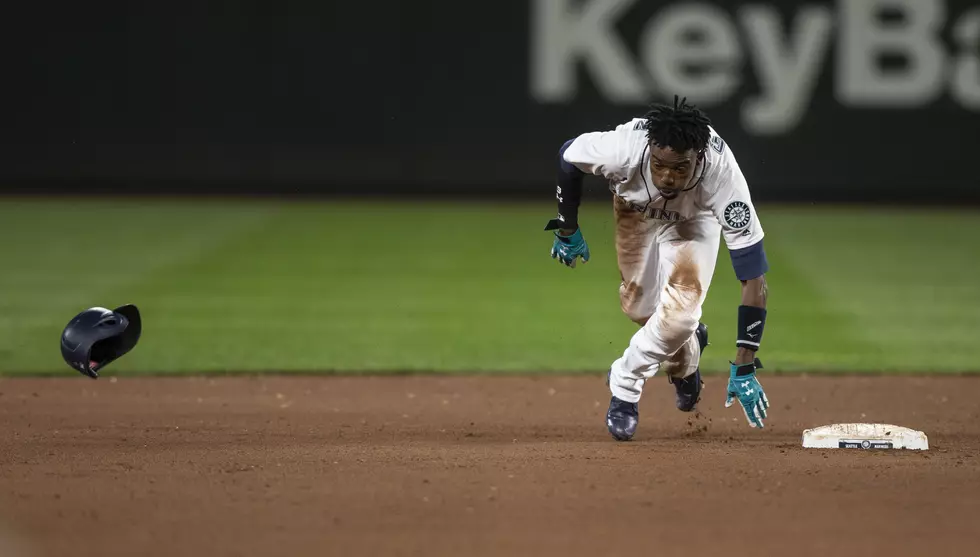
[{"xmin": 729, "ymin": 240, "xmax": 769, "ymax": 281}]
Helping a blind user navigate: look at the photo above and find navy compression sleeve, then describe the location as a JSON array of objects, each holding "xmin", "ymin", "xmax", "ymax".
[{"xmin": 545, "ymin": 138, "xmax": 584, "ymax": 231}]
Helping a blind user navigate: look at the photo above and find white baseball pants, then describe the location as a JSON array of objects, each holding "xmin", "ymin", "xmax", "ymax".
[{"xmin": 608, "ymin": 196, "xmax": 721, "ymax": 404}]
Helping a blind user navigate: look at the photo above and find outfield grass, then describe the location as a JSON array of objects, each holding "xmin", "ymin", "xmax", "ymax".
[{"xmin": 1, "ymin": 197, "xmax": 978, "ymax": 376}]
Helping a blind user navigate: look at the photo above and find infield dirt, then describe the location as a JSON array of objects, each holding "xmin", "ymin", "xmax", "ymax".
[{"xmin": 1, "ymin": 375, "xmax": 978, "ymax": 556}]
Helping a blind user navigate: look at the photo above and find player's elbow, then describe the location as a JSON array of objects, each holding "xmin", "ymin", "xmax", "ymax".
[
  {"xmin": 740, "ymin": 274, "xmax": 768, "ymax": 306},
  {"xmin": 756, "ymin": 275, "xmax": 769, "ymax": 304},
  {"xmin": 559, "ymin": 138, "xmax": 583, "ymax": 176}
]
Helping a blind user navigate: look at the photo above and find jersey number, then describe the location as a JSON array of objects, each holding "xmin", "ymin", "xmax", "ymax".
[{"xmin": 710, "ymin": 135, "xmax": 725, "ymax": 154}]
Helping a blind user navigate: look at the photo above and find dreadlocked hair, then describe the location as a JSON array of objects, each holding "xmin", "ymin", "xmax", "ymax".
[{"xmin": 643, "ymin": 95, "xmax": 712, "ymax": 155}]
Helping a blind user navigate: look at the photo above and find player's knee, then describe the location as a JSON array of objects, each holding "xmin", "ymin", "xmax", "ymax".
[
  {"xmin": 654, "ymin": 284, "xmax": 701, "ymax": 350},
  {"xmin": 619, "ymin": 281, "xmax": 651, "ymax": 326},
  {"xmin": 623, "ymin": 308, "xmax": 650, "ymax": 326}
]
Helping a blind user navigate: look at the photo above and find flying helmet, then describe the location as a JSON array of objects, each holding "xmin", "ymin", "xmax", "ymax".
[{"xmin": 60, "ymin": 304, "xmax": 141, "ymax": 379}]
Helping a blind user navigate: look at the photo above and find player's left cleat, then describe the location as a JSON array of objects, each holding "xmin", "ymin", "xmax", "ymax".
[{"xmin": 669, "ymin": 322, "xmax": 709, "ymax": 412}]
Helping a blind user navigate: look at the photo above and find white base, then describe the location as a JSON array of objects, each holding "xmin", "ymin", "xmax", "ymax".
[{"xmin": 802, "ymin": 423, "xmax": 929, "ymax": 450}]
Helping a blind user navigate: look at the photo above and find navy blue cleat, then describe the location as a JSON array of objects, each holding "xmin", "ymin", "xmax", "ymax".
[
  {"xmin": 669, "ymin": 322, "xmax": 709, "ymax": 412},
  {"xmin": 606, "ymin": 396, "xmax": 639, "ymax": 441}
]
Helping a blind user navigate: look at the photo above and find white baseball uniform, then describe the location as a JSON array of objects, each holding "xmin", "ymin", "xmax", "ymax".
[{"xmin": 562, "ymin": 118, "xmax": 765, "ymax": 404}]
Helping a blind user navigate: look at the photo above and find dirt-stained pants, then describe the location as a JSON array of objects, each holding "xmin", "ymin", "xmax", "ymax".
[{"xmin": 609, "ymin": 196, "xmax": 721, "ymax": 404}]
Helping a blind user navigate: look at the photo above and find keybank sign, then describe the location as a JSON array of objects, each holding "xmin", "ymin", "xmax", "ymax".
[{"xmin": 530, "ymin": 0, "xmax": 980, "ymax": 134}]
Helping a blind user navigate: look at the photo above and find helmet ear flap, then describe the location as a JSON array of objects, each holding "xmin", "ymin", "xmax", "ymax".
[
  {"xmin": 91, "ymin": 305, "xmax": 141, "ymax": 373},
  {"xmin": 112, "ymin": 304, "xmax": 141, "ymax": 358}
]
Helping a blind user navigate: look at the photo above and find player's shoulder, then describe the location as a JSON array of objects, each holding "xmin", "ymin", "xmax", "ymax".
[
  {"xmin": 616, "ymin": 117, "xmax": 654, "ymax": 169},
  {"xmin": 611, "ymin": 117, "xmax": 652, "ymax": 155},
  {"xmin": 619, "ymin": 117, "xmax": 654, "ymax": 142},
  {"xmin": 589, "ymin": 116, "xmax": 649, "ymax": 142},
  {"xmin": 703, "ymin": 125, "xmax": 743, "ymax": 174},
  {"xmin": 622, "ymin": 116, "xmax": 650, "ymax": 132},
  {"xmin": 705, "ymin": 125, "xmax": 731, "ymax": 160},
  {"xmin": 573, "ymin": 116, "xmax": 650, "ymax": 159},
  {"xmin": 698, "ymin": 125, "xmax": 748, "ymax": 195}
]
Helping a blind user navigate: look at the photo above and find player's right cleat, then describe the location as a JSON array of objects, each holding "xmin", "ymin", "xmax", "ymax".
[
  {"xmin": 606, "ymin": 396, "xmax": 639, "ymax": 441},
  {"xmin": 669, "ymin": 322, "xmax": 709, "ymax": 412}
]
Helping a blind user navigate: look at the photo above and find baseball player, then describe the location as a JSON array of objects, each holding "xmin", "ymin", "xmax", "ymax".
[{"xmin": 545, "ymin": 97, "xmax": 770, "ymax": 441}]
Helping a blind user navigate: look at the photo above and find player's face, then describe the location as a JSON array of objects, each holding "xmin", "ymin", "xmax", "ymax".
[{"xmin": 649, "ymin": 145, "xmax": 698, "ymax": 200}]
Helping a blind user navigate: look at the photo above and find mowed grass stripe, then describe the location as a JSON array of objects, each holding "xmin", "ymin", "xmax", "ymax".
[{"xmin": 1, "ymin": 199, "xmax": 978, "ymax": 375}]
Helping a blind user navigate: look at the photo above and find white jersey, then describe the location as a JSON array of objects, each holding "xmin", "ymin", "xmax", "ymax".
[{"xmin": 562, "ymin": 118, "xmax": 764, "ymax": 252}]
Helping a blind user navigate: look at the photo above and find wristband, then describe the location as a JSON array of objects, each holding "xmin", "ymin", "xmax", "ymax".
[{"xmin": 737, "ymin": 305, "xmax": 766, "ymax": 351}]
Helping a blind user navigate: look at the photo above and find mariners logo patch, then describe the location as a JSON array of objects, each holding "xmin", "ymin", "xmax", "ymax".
[{"xmin": 724, "ymin": 201, "xmax": 751, "ymax": 229}]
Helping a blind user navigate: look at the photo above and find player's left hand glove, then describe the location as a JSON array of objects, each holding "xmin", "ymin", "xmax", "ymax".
[
  {"xmin": 550, "ymin": 228, "xmax": 590, "ymax": 268},
  {"xmin": 725, "ymin": 358, "xmax": 769, "ymax": 428}
]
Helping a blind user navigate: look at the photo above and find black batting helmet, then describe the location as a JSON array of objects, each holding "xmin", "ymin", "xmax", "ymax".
[{"xmin": 60, "ymin": 304, "xmax": 142, "ymax": 379}]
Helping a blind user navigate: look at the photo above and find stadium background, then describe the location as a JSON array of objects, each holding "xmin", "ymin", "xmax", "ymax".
[{"xmin": 2, "ymin": 0, "xmax": 979, "ymax": 376}]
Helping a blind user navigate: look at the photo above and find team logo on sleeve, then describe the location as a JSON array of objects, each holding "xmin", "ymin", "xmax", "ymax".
[{"xmin": 723, "ymin": 201, "xmax": 751, "ymax": 229}]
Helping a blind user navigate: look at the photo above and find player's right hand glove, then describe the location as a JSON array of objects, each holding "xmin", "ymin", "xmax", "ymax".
[
  {"xmin": 550, "ymin": 228, "xmax": 590, "ymax": 268},
  {"xmin": 725, "ymin": 358, "xmax": 770, "ymax": 428}
]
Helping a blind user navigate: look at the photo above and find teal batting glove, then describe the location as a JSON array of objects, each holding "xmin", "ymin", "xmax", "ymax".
[
  {"xmin": 725, "ymin": 358, "xmax": 770, "ymax": 428},
  {"xmin": 550, "ymin": 228, "xmax": 590, "ymax": 268}
]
